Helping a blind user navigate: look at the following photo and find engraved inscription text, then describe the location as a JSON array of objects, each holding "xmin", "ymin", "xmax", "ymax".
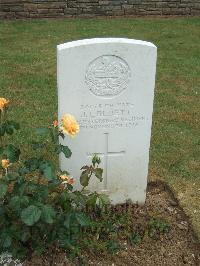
[{"xmin": 78, "ymin": 102, "xmax": 148, "ymax": 129}]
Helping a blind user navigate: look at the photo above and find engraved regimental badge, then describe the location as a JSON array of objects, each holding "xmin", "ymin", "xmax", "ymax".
[{"xmin": 85, "ymin": 55, "xmax": 131, "ymax": 97}]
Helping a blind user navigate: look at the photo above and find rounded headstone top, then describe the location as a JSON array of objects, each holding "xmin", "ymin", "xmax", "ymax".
[{"xmin": 57, "ymin": 38, "xmax": 157, "ymax": 51}]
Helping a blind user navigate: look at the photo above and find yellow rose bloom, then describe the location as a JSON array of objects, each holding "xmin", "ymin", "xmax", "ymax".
[
  {"xmin": 1, "ymin": 159, "xmax": 10, "ymax": 169},
  {"xmin": 0, "ymin": 98, "xmax": 9, "ymax": 111},
  {"xmin": 61, "ymin": 114, "xmax": 79, "ymax": 137}
]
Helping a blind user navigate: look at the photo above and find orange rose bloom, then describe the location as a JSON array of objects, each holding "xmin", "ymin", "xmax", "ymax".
[
  {"xmin": 61, "ymin": 114, "xmax": 79, "ymax": 137},
  {"xmin": 0, "ymin": 98, "xmax": 9, "ymax": 111},
  {"xmin": 1, "ymin": 159, "xmax": 10, "ymax": 169}
]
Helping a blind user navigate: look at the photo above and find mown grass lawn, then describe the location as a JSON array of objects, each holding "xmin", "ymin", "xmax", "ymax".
[{"xmin": 0, "ymin": 17, "xmax": 199, "ymax": 238}]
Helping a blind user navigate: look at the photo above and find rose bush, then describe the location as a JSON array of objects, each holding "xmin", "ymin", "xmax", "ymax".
[{"xmin": 0, "ymin": 98, "xmax": 108, "ymax": 260}]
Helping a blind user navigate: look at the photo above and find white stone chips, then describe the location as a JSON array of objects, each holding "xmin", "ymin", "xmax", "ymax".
[{"xmin": 57, "ymin": 38, "xmax": 157, "ymax": 205}]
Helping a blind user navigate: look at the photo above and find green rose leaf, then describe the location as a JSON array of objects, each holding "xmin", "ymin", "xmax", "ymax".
[
  {"xmin": 11, "ymin": 121, "xmax": 20, "ymax": 130},
  {"xmin": 63, "ymin": 213, "xmax": 72, "ymax": 229},
  {"xmin": 20, "ymin": 229, "xmax": 31, "ymax": 243},
  {"xmin": 35, "ymin": 186, "xmax": 49, "ymax": 201},
  {"xmin": 92, "ymin": 154, "xmax": 101, "ymax": 166},
  {"xmin": 94, "ymin": 168, "xmax": 103, "ymax": 182},
  {"xmin": 18, "ymin": 166, "xmax": 29, "ymax": 176},
  {"xmin": 31, "ymin": 141, "xmax": 46, "ymax": 150},
  {"xmin": 58, "ymin": 131, "xmax": 65, "ymax": 140},
  {"xmin": 0, "ymin": 124, "xmax": 6, "ymax": 136},
  {"xmin": 0, "ymin": 233, "xmax": 12, "ymax": 248},
  {"xmin": 24, "ymin": 157, "xmax": 40, "ymax": 171},
  {"xmin": 55, "ymin": 144, "xmax": 62, "ymax": 154},
  {"xmin": 63, "ymin": 212, "xmax": 76, "ymax": 229},
  {"xmin": 9, "ymin": 196, "xmax": 29, "ymax": 212},
  {"xmin": 9, "ymin": 196, "xmax": 21, "ymax": 210},
  {"xmin": 0, "ymin": 183, "xmax": 7, "ymax": 198},
  {"xmin": 0, "ymin": 147, "xmax": 3, "ymax": 155},
  {"xmin": 80, "ymin": 169, "xmax": 90, "ymax": 188},
  {"xmin": 86, "ymin": 193, "xmax": 98, "ymax": 207},
  {"xmin": 39, "ymin": 161, "xmax": 56, "ymax": 181},
  {"xmin": 3, "ymin": 144, "xmax": 20, "ymax": 163},
  {"xmin": 98, "ymin": 194, "xmax": 110, "ymax": 206},
  {"xmin": 80, "ymin": 165, "xmax": 89, "ymax": 170},
  {"xmin": 60, "ymin": 145, "xmax": 72, "ymax": 158},
  {"xmin": 75, "ymin": 212, "xmax": 91, "ymax": 227},
  {"xmin": 40, "ymin": 204, "xmax": 56, "ymax": 224},
  {"xmin": 7, "ymin": 120, "xmax": 20, "ymax": 131},
  {"xmin": 43, "ymin": 165, "xmax": 56, "ymax": 181},
  {"xmin": 7, "ymin": 173, "xmax": 19, "ymax": 181},
  {"xmin": 21, "ymin": 205, "xmax": 41, "ymax": 226},
  {"xmin": 0, "ymin": 206, "xmax": 5, "ymax": 216},
  {"xmin": 5, "ymin": 122, "xmax": 14, "ymax": 135}
]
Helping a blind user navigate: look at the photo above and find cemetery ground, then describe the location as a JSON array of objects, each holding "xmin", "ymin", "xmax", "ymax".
[
  {"xmin": 0, "ymin": 17, "xmax": 199, "ymax": 264},
  {"xmin": 23, "ymin": 182, "xmax": 199, "ymax": 265}
]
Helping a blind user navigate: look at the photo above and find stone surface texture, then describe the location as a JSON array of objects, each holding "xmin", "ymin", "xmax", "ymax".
[
  {"xmin": 57, "ymin": 38, "xmax": 157, "ymax": 204},
  {"xmin": 0, "ymin": 0, "xmax": 199, "ymax": 19}
]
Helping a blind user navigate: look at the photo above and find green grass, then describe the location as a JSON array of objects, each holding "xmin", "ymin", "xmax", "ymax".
[{"xmin": 0, "ymin": 17, "xmax": 199, "ymax": 238}]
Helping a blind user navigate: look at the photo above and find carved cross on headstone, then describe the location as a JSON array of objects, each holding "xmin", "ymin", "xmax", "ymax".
[{"xmin": 87, "ymin": 133, "xmax": 125, "ymax": 190}]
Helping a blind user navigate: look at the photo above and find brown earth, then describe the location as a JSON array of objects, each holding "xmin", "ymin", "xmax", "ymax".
[{"xmin": 24, "ymin": 182, "xmax": 200, "ymax": 266}]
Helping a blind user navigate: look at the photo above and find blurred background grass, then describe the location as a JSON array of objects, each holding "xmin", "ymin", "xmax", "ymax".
[{"xmin": 0, "ymin": 17, "xmax": 199, "ymax": 238}]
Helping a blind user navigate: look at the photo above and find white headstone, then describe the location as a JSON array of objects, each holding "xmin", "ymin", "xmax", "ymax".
[{"xmin": 57, "ymin": 38, "xmax": 157, "ymax": 205}]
